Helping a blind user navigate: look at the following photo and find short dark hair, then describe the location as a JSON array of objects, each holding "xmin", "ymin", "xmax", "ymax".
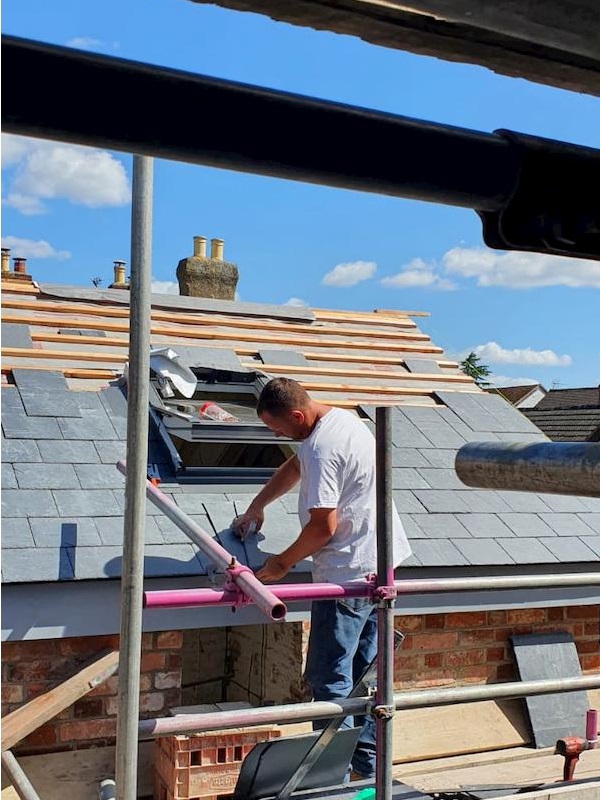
[{"xmin": 257, "ymin": 378, "xmax": 311, "ymax": 416}]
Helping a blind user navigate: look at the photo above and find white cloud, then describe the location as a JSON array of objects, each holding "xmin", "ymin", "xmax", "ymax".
[
  {"xmin": 1, "ymin": 135, "xmax": 29, "ymax": 168},
  {"xmin": 488, "ymin": 374, "xmax": 539, "ymax": 388},
  {"xmin": 380, "ymin": 258, "xmax": 456, "ymax": 291},
  {"xmin": 66, "ymin": 37, "xmax": 120, "ymax": 51},
  {"xmin": 284, "ymin": 297, "xmax": 308, "ymax": 307},
  {"xmin": 151, "ymin": 279, "xmax": 180, "ymax": 295},
  {"xmin": 1, "ymin": 236, "xmax": 71, "ymax": 261},
  {"xmin": 322, "ymin": 260, "xmax": 376, "ymax": 288},
  {"xmin": 443, "ymin": 247, "xmax": 600, "ymax": 289},
  {"xmin": 471, "ymin": 341, "xmax": 572, "ymax": 367},
  {"xmin": 1, "ymin": 134, "xmax": 130, "ymax": 214}
]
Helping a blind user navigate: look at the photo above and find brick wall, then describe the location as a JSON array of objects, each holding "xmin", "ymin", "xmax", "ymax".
[
  {"xmin": 1, "ymin": 631, "xmax": 183, "ymax": 755},
  {"xmin": 394, "ymin": 605, "xmax": 600, "ymax": 689}
]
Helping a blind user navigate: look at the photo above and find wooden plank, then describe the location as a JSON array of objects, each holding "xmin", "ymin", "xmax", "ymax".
[
  {"xmin": 0, "ymin": 742, "xmax": 154, "ymax": 799},
  {"xmin": 313, "ymin": 309, "xmax": 417, "ymax": 328},
  {"xmin": 1, "ymin": 365, "xmax": 117, "ymax": 380},
  {"xmin": 0, "ymin": 282, "xmax": 40, "ymax": 295},
  {"xmin": 29, "ymin": 333, "xmax": 458, "ymax": 368},
  {"xmin": 1, "ymin": 651, "xmax": 119, "ymax": 752},
  {"xmin": 246, "ymin": 362, "xmax": 471, "ymax": 383},
  {"xmin": 2, "ymin": 347, "xmax": 128, "ymax": 364},
  {"xmin": 300, "ymin": 380, "xmax": 451, "ymax": 396},
  {"xmin": 375, "ymin": 308, "xmax": 430, "ymax": 317},
  {"xmin": 2, "ymin": 298, "xmax": 430, "ymax": 342},
  {"xmin": 5, "ymin": 313, "xmax": 444, "ymax": 354}
]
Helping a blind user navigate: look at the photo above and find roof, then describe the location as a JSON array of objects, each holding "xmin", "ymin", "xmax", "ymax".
[
  {"xmin": 534, "ymin": 387, "xmax": 600, "ymax": 410},
  {"xmin": 2, "ymin": 278, "xmax": 600, "ymax": 591},
  {"xmin": 488, "ymin": 385, "xmax": 542, "ymax": 406},
  {"xmin": 188, "ymin": 0, "xmax": 600, "ymax": 96},
  {"xmin": 521, "ymin": 387, "xmax": 600, "ymax": 442}
]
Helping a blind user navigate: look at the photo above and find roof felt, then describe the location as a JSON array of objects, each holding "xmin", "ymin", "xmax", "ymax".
[{"xmin": 2, "ymin": 282, "xmax": 600, "ymax": 585}]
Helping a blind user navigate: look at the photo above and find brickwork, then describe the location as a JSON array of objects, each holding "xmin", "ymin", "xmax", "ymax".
[
  {"xmin": 394, "ymin": 605, "xmax": 600, "ymax": 688},
  {"xmin": 1, "ymin": 631, "xmax": 183, "ymax": 755}
]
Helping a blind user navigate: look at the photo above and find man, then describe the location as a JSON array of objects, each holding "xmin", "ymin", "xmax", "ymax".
[{"xmin": 233, "ymin": 378, "xmax": 411, "ymax": 779}]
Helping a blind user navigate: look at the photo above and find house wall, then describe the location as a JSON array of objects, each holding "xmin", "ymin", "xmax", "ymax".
[{"xmin": 2, "ymin": 605, "xmax": 598, "ymax": 755}]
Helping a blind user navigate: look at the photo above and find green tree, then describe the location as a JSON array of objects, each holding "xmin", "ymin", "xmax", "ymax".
[{"xmin": 460, "ymin": 351, "xmax": 492, "ymax": 387}]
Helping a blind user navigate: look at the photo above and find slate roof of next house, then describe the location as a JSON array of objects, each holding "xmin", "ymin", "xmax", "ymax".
[
  {"xmin": 2, "ymin": 279, "xmax": 600, "ymax": 592},
  {"xmin": 522, "ymin": 387, "xmax": 600, "ymax": 443}
]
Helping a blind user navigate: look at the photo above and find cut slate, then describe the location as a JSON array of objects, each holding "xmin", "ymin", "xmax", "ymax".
[
  {"xmin": 583, "ymin": 536, "xmax": 600, "ymax": 557},
  {"xmin": 29, "ymin": 517, "xmax": 102, "ymax": 548},
  {"xmin": 403, "ymin": 357, "xmax": 443, "ymax": 374},
  {"xmin": 510, "ymin": 632, "xmax": 589, "ymax": 747},
  {"xmin": 58, "ymin": 407, "xmax": 118, "ymax": 440},
  {"xmin": 538, "ymin": 513, "xmax": 596, "ymax": 537},
  {"xmin": 13, "ymin": 463, "xmax": 80, "ymax": 490},
  {"xmin": 1, "ymin": 438, "xmax": 41, "ymax": 463},
  {"xmin": 94, "ymin": 516, "xmax": 163, "ymax": 546},
  {"xmin": 259, "ymin": 349, "xmax": 309, "ymax": 367},
  {"xmin": 2, "ymin": 411, "xmax": 63, "ymax": 440},
  {"xmin": 539, "ymin": 537, "xmax": 598, "ymax": 562},
  {"xmin": 418, "ymin": 449, "xmax": 456, "ymax": 469},
  {"xmin": 435, "ymin": 391, "xmax": 507, "ymax": 433},
  {"xmin": 578, "ymin": 514, "xmax": 600, "ymax": 533},
  {"xmin": 412, "ymin": 490, "xmax": 471, "ymax": 514},
  {"xmin": 12, "ymin": 369, "xmax": 80, "ymax": 418},
  {"xmin": 57, "ymin": 328, "xmax": 106, "ymax": 337},
  {"xmin": 2, "ymin": 465, "xmax": 18, "ymax": 489},
  {"xmin": 499, "ymin": 514, "xmax": 557, "ymax": 538},
  {"xmin": 456, "ymin": 491, "xmax": 512, "ymax": 513},
  {"xmin": 2, "ymin": 519, "xmax": 35, "ymax": 549},
  {"xmin": 409, "ymin": 513, "xmax": 471, "ymax": 540},
  {"xmin": 2, "ymin": 322, "xmax": 33, "ymax": 349},
  {"xmin": 537, "ymin": 494, "xmax": 590, "ymax": 513},
  {"xmin": 453, "ymin": 539, "xmax": 514, "ymax": 565},
  {"xmin": 2, "ymin": 547, "xmax": 74, "ymax": 583},
  {"xmin": 392, "ymin": 448, "xmax": 431, "ymax": 468},
  {"xmin": 74, "ymin": 464, "xmax": 125, "ymax": 489},
  {"xmin": 468, "ymin": 392, "xmax": 542, "ymax": 434},
  {"xmin": 2, "ymin": 489, "xmax": 58, "ymax": 518},
  {"xmin": 53, "ymin": 489, "xmax": 121, "ymax": 517},
  {"xmin": 38, "ymin": 440, "xmax": 99, "ymax": 464},
  {"xmin": 392, "ymin": 468, "xmax": 430, "ymax": 490},
  {"xmin": 94, "ymin": 440, "xmax": 127, "ymax": 464},
  {"xmin": 456, "ymin": 513, "xmax": 515, "ymax": 539},
  {"xmin": 410, "ymin": 539, "xmax": 469, "ymax": 567},
  {"xmin": 167, "ymin": 345, "xmax": 244, "ymax": 372},
  {"xmin": 495, "ymin": 492, "xmax": 551, "ymax": 513},
  {"xmin": 417, "ymin": 468, "xmax": 466, "ymax": 490}
]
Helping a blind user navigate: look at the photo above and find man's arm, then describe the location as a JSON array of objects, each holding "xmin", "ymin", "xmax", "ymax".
[
  {"xmin": 256, "ymin": 507, "xmax": 337, "ymax": 582},
  {"xmin": 232, "ymin": 455, "xmax": 300, "ymax": 537}
]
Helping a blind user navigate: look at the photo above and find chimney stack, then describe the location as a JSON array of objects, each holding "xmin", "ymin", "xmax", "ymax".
[
  {"xmin": 13, "ymin": 257, "xmax": 27, "ymax": 274},
  {"xmin": 110, "ymin": 260, "xmax": 129, "ymax": 289},
  {"xmin": 176, "ymin": 235, "xmax": 238, "ymax": 301},
  {"xmin": 1, "ymin": 248, "xmax": 10, "ymax": 273}
]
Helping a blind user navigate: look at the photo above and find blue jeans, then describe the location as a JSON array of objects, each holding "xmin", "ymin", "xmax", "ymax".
[{"xmin": 304, "ymin": 597, "xmax": 377, "ymax": 778}]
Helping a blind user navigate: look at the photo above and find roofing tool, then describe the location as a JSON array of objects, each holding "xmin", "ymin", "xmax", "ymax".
[{"xmin": 555, "ymin": 708, "xmax": 598, "ymax": 781}]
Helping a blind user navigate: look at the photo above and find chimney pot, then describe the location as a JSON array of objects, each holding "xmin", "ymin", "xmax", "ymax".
[
  {"xmin": 113, "ymin": 260, "xmax": 127, "ymax": 286},
  {"xmin": 13, "ymin": 257, "xmax": 27, "ymax": 274},
  {"xmin": 1, "ymin": 248, "xmax": 10, "ymax": 273},
  {"xmin": 210, "ymin": 238, "xmax": 224, "ymax": 261},
  {"xmin": 193, "ymin": 236, "xmax": 207, "ymax": 258}
]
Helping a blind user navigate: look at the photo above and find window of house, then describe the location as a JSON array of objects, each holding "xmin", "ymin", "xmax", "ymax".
[{"xmin": 151, "ymin": 368, "xmax": 295, "ymax": 484}]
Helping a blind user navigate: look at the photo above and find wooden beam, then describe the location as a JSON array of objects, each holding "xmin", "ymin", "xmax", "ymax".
[
  {"xmin": 28, "ymin": 334, "xmax": 458, "ymax": 368},
  {"xmin": 2, "ymin": 347, "xmax": 128, "ymax": 364},
  {"xmin": 6, "ymin": 314, "xmax": 444, "ymax": 354},
  {"xmin": 1, "ymin": 364, "xmax": 117, "ymax": 380},
  {"xmin": 300, "ymin": 380, "xmax": 433, "ymax": 396},
  {"xmin": 1, "ymin": 651, "xmax": 119, "ymax": 752},
  {"xmin": 374, "ymin": 308, "xmax": 430, "ymax": 318},
  {"xmin": 246, "ymin": 361, "xmax": 471, "ymax": 383},
  {"xmin": 0, "ymin": 281, "xmax": 40, "ymax": 295},
  {"xmin": 312, "ymin": 309, "xmax": 416, "ymax": 328},
  {"xmin": 2, "ymin": 298, "xmax": 427, "ymax": 341}
]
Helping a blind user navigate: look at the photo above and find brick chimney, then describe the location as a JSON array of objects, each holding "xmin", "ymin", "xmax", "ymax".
[
  {"xmin": 109, "ymin": 260, "xmax": 129, "ymax": 290},
  {"xmin": 176, "ymin": 235, "xmax": 238, "ymax": 301},
  {"xmin": 1, "ymin": 248, "xmax": 10, "ymax": 273}
]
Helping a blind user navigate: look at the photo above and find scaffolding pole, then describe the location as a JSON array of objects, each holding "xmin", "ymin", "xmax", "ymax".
[
  {"xmin": 375, "ymin": 406, "xmax": 395, "ymax": 800},
  {"xmin": 115, "ymin": 155, "xmax": 153, "ymax": 800},
  {"xmin": 138, "ymin": 673, "xmax": 600, "ymax": 738}
]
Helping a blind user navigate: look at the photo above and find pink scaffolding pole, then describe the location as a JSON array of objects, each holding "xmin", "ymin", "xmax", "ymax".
[{"xmin": 116, "ymin": 460, "xmax": 286, "ymax": 621}]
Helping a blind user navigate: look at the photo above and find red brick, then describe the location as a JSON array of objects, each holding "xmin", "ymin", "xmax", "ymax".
[
  {"xmin": 584, "ymin": 621, "xmax": 600, "ymax": 636},
  {"xmin": 445, "ymin": 649, "xmax": 485, "ymax": 668},
  {"xmin": 486, "ymin": 647, "xmax": 506, "ymax": 663},
  {"xmin": 8, "ymin": 660, "xmax": 54, "ymax": 682},
  {"xmin": 142, "ymin": 633, "xmax": 154, "ymax": 650},
  {"xmin": 163, "ymin": 688, "xmax": 182, "ymax": 708},
  {"xmin": 412, "ymin": 672, "xmax": 455, "ymax": 688},
  {"xmin": 576, "ymin": 641, "xmax": 599, "ymax": 654},
  {"xmin": 424, "ymin": 653, "xmax": 443, "ymax": 668},
  {"xmin": 139, "ymin": 692, "xmax": 165, "ymax": 713},
  {"xmin": 461, "ymin": 665, "xmax": 493, "ymax": 682},
  {"xmin": 156, "ymin": 631, "xmax": 183, "ymax": 649},
  {"xmin": 1, "ymin": 684, "xmax": 24, "ymax": 703},
  {"xmin": 566, "ymin": 606, "xmax": 599, "ymax": 620},
  {"xmin": 507, "ymin": 609, "xmax": 547, "ymax": 625},
  {"xmin": 167, "ymin": 653, "xmax": 182, "ymax": 670},
  {"xmin": 573, "ymin": 623, "xmax": 586, "ymax": 637},
  {"xmin": 88, "ymin": 675, "xmax": 119, "ymax": 697},
  {"xmin": 459, "ymin": 629, "xmax": 496, "ymax": 645},
  {"xmin": 412, "ymin": 632, "xmax": 458, "ymax": 651},
  {"xmin": 395, "ymin": 616, "xmax": 422, "ymax": 632},
  {"xmin": 1, "ymin": 643, "xmax": 24, "ymax": 661},
  {"xmin": 140, "ymin": 651, "xmax": 166, "ymax": 671},
  {"xmin": 548, "ymin": 607, "xmax": 565, "ymax": 622},
  {"xmin": 446, "ymin": 612, "xmax": 487, "ymax": 629},
  {"xmin": 423, "ymin": 614, "xmax": 445, "ymax": 630},
  {"xmin": 154, "ymin": 671, "xmax": 180, "ymax": 690},
  {"xmin": 21, "ymin": 723, "xmax": 58, "ymax": 748},
  {"xmin": 582, "ymin": 654, "xmax": 600, "ymax": 671},
  {"xmin": 394, "ymin": 654, "xmax": 423, "ymax": 673},
  {"xmin": 59, "ymin": 718, "xmax": 117, "ymax": 742},
  {"xmin": 58, "ymin": 636, "xmax": 118, "ymax": 656},
  {"xmin": 495, "ymin": 629, "xmax": 509, "ymax": 642},
  {"xmin": 488, "ymin": 611, "xmax": 506, "ymax": 626},
  {"xmin": 73, "ymin": 698, "xmax": 104, "ymax": 718}
]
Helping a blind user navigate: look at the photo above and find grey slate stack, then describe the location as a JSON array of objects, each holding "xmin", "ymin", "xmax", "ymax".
[
  {"xmin": 510, "ymin": 632, "xmax": 589, "ymax": 748},
  {"xmin": 12, "ymin": 369, "xmax": 80, "ymax": 418},
  {"xmin": 2, "ymin": 323, "xmax": 33, "ymax": 349},
  {"xmin": 259, "ymin": 349, "xmax": 309, "ymax": 367}
]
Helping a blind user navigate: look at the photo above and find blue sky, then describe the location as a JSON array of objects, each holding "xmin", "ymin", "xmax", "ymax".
[{"xmin": 3, "ymin": 0, "xmax": 600, "ymax": 388}]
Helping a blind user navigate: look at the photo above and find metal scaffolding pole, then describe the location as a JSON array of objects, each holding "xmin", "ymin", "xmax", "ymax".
[
  {"xmin": 115, "ymin": 155, "xmax": 154, "ymax": 800},
  {"xmin": 455, "ymin": 441, "xmax": 600, "ymax": 497},
  {"xmin": 138, "ymin": 673, "xmax": 600, "ymax": 738},
  {"xmin": 1, "ymin": 752, "xmax": 42, "ymax": 800},
  {"xmin": 375, "ymin": 407, "xmax": 395, "ymax": 800}
]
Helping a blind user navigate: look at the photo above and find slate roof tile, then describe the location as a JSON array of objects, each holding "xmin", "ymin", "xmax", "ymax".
[
  {"xmin": 410, "ymin": 539, "xmax": 469, "ymax": 566},
  {"xmin": 539, "ymin": 537, "xmax": 598, "ymax": 562},
  {"xmin": 29, "ymin": 517, "xmax": 102, "ymax": 548},
  {"xmin": 538, "ymin": 513, "xmax": 596, "ymax": 537},
  {"xmin": 499, "ymin": 513, "xmax": 556, "ymax": 538},
  {"xmin": 2, "ymin": 519, "xmax": 35, "ymax": 549},
  {"xmin": 13, "ymin": 463, "xmax": 80, "ymax": 490},
  {"xmin": 455, "ymin": 513, "xmax": 515, "ymax": 539},
  {"xmin": 497, "ymin": 538, "xmax": 558, "ymax": 564},
  {"xmin": 454, "ymin": 539, "xmax": 515, "ymax": 565}
]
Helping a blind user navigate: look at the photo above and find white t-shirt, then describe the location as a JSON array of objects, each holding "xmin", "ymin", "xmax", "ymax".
[{"xmin": 296, "ymin": 407, "xmax": 412, "ymax": 583}]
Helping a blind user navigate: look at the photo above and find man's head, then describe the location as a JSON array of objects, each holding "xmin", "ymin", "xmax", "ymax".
[{"xmin": 256, "ymin": 378, "xmax": 317, "ymax": 440}]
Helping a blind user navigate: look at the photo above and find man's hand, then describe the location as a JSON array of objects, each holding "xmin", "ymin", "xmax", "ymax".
[
  {"xmin": 256, "ymin": 555, "xmax": 290, "ymax": 583},
  {"xmin": 232, "ymin": 505, "xmax": 264, "ymax": 540}
]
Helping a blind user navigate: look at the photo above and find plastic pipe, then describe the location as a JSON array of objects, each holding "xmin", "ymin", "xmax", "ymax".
[
  {"xmin": 587, "ymin": 709, "xmax": 598, "ymax": 746},
  {"xmin": 117, "ymin": 461, "xmax": 287, "ymax": 621}
]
